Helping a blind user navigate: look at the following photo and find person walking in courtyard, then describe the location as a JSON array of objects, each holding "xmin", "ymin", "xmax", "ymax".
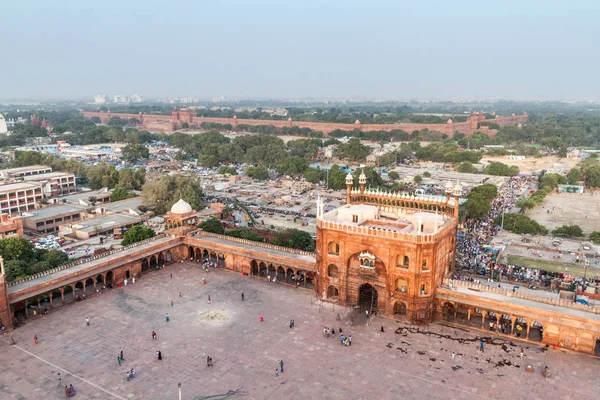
[
  {"xmin": 480, "ymin": 339, "xmax": 485, "ymax": 352},
  {"xmin": 33, "ymin": 335, "xmax": 38, "ymax": 344},
  {"xmin": 279, "ymin": 360, "xmax": 284, "ymax": 373},
  {"xmin": 120, "ymin": 350, "xmax": 124, "ymax": 360},
  {"xmin": 349, "ymin": 335, "xmax": 352, "ymax": 346},
  {"xmin": 365, "ymin": 310, "xmax": 369, "ymax": 321},
  {"xmin": 208, "ymin": 295, "xmax": 211, "ymax": 304},
  {"xmin": 86, "ymin": 317, "xmax": 90, "ymax": 326},
  {"xmin": 339, "ymin": 327, "xmax": 343, "ymax": 335},
  {"xmin": 451, "ymin": 352, "xmax": 455, "ymax": 363},
  {"xmin": 340, "ymin": 333, "xmax": 345, "ymax": 345},
  {"xmin": 275, "ymin": 369, "xmax": 279, "ymax": 377},
  {"xmin": 157, "ymin": 351, "xmax": 162, "ymax": 360},
  {"xmin": 520, "ymin": 347, "xmax": 524, "ymax": 359},
  {"xmin": 64, "ymin": 385, "xmax": 69, "ymax": 397},
  {"xmin": 58, "ymin": 373, "xmax": 61, "ymax": 383},
  {"xmin": 166, "ymin": 313, "xmax": 169, "ymax": 323},
  {"xmin": 118, "ymin": 355, "xmax": 122, "ymax": 366},
  {"xmin": 152, "ymin": 330, "xmax": 157, "ymax": 340},
  {"xmin": 241, "ymin": 292, "xmax": 244, "ymax": 301}
]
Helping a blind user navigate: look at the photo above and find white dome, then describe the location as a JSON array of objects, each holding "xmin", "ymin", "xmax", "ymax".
[{"xmin": 170, "ymin": 199, "xmax": 192, "ymax": 214}]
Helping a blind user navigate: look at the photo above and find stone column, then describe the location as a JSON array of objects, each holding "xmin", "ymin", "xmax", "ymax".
[
  {"xmin": 481, "ymin": 311, "xmax": 486, "ymax": 330},
  {"xmin": 48, "ymin": 293, "xmax": 53, "ymax": 309},
  {"xmin": 60, "ymin": 288, "xmax": 65, "ymax": 303}
]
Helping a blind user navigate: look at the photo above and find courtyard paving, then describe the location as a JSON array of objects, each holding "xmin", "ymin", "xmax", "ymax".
[{"xmin": 0, "ymin": 262, "xmax": 599, "ymax": 400}]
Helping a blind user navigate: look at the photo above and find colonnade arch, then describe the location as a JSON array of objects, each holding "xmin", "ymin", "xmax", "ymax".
[
  {"xmin": 439, "ymin": 302, "xmax": 546, "ymax": 344},
  {"xmin": 247, "ymin": 259, "xmax": 314, "ymax": 289}
]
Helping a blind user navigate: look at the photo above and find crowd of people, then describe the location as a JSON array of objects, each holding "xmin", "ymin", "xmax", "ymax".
[{"xmin": 455, "ymin": 176, "xmax": 536, "ymax": 273}]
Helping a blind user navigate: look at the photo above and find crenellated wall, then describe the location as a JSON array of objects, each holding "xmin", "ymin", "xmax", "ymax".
[{"xmin": 80, "ymin": 109, "xmax": 528, "ymax": 136}]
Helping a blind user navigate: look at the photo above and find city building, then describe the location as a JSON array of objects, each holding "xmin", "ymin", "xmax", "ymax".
[
  {"xmin": 58, "ymin": 213, "xmax": 144, "ymax": 240},
  {"xmin": 22, "ymin": 172, "xmax": 77, "ymax": 197},
  {"xmin": 0, "ymin": 182, "xmax": 43, "ymax": 215},
  {"xmin": 0, "ymin": 114, "xmax": 7, "ymax": 134},
  {"xmin": 0, "ymin": 214, "xmax": 23, "ymax": 239},
  {"xmin": 130, "ymin": 94, "xmax": 143, "ymax": 103},
  {"xmin": 94, "ymin": 95, "xmax": 108, "ymax": 104},
  {"xmin": 113, "ymin": 95, "xmax": 130, "ymax": 104},
  {"xmin": 0, "ymin": 165, "xmax": 52, "ymax": 179},
  {"xmin": 21, "ymin": 204, "xmax": 86, "ymax": 234}
]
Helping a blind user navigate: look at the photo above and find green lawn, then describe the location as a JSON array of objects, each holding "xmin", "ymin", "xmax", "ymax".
[{"xmin": 504, "ymin": 255, "xmax": 588, "ymax": 277}]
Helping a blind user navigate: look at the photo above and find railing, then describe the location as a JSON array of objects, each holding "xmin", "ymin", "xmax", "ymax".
[
  {"xmin": 442, "ymin": 279, "xmax": 600, "ymax": 314},
  {"xmin": 316, "ymin": 218, "xmax": 455, "ymax": 243},
  {"xmin": 8, "ymin": 234, "xmax": 169, "ymax": 287},
  {"xmin": 192, "ymin": 230, "xmax": 316, "ymax": 257}
]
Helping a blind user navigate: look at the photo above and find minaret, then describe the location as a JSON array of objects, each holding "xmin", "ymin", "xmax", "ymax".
[
  {"xmin": 316, "ymin": 195, "xmax": 324, "ymax": 218},
  {"xmin": 345, "ymin": 173, "xmax": 354, "ymax": 204},
  {"xmin": 0, "ymin": 256, "xmax": 13, "ymax": 332},
  {"xmin": 359, "ymin": 170, "xmax": 367, "ymax": 194},
  {"xmin": 444, "ymin": 181, "xmax": 453, "ymax": 203},
  {"xmin": 452, "ymin": 181, "xmax": 462, "ymax": 218}
]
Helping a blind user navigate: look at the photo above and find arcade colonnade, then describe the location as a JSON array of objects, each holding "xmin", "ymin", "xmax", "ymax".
[
  {"xmin": 185, "ymin": 245, "xmax": 315, "ymax": 288},
  {"xmin": 10, "ymin": 248, "xmax": 175, "ymax": 324}
]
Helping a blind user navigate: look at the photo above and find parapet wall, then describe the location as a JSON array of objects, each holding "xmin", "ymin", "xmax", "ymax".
[{"xmin": 444, "ymin": 279, "xmax": 600, "ymax": 314}]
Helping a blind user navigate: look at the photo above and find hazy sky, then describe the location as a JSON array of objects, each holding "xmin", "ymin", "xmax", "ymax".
[{"xmin": 1, "ymin": 0, "xmax": 599, "ymax": 101}]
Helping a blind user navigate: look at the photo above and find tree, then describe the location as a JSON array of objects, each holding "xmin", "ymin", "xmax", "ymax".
[
  {"xmin": 348, "ymin": 166, "xmax": 383, "ymax": 188},
  {"xmin": 589, "ymin": 231, "xmax": 600, "ymax": 244},
  {"xmin": 271, "ymin": 228, "xmax": 314, "ymax": 251},
  {"xmin": 218, "ymin": 166, "xmax": 237, "ymax": 175},
  {"xmin": 199, "ymin": 217, "xmax": 224, "ymax": 234},
  {"xmin": 469, "ymin": 184, "xmax": 498, "ymax": 200},
  {"xmin": 423, "ymin": 171, "xmax": 431, "ymax": 178},
  {"xmin": 336, "ymin": 138, "xmax": 370, "ymax": 161},
  {"xmin": 245, "ymin": 166, "xmax": 269, "ymax": 180},
  {"xmin": 494, "ymin": 214, "xmax": 548, "ymax": 235},
  {"xmin": 276, "ymin": 156, "xmax": 309, "ymax": 176},
  {"xmin": 225, "ymin": 227, "xmax": 265, "ymax": 242},
  {"xmin": 0, "ymin": 237, "xmax": 35, "ymax": 261},
  {"xmin": 122, "ymin": 143, "xmax": 150, "ymax": 164},
  {"xmin": 141, "ymin": 175, "xmax": 203, "ymax": 215},
  {"xmin": 45, "ymin": 249, "xmax": 68, "ymax": 268},
  {"xmin": 566, "ymin": 168, "xmax": 582, "ymax": 183},
  {"xmin": 456, "ymin": 162, "xmax": 478, "ymax": 174},
  {"xmin": 388, "ymin": 171, "xmax": 400, "ymax": 181},
  {"xmin": 552, "ymin": 225, "xmax": 584, "ymax": 238},
  {"xmin": 117, "ymin": 168, "xmax": 145, "ymax": 190},
  {"xmin": 516, "ymin": 197, "xmax": 536, "ymax": 210},
  {"xmin": 111, "ymin": 188, "xmax": 132, "ymax": 202},
  {"xmin": 413, "ymin": 175, "xmax": 423, "ymax": 184},
  {"xmin": 483, "ymin": 162, "xmax": 519, "ymax": 176},
  {"xmin": 121, "ymin": 225, "xmax": 156, "ymax": 246},
  {"xmin": 4, "ymin": 260, "xmax": 28, "ymax": 282},
  {"xmin": 303, "ymin": 168, "xmax": 324, "ymax": 184},
  {"xmin": 87, "ymin": 163, "xmax": 119, "ymax": 189}
]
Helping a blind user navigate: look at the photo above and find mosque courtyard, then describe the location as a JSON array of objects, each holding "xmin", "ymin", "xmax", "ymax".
[{"xmin": 0, "ymin": 262, "xmax": 598, "ymax": 400}]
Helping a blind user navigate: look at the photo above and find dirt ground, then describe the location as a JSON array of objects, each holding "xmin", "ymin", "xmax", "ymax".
[
  {"xmin": 480, "ymin": 155, "xmax": 578, "ymax": 173},
  {"xmin": 527, "ymin": 192, "xmax": 600, "ymax": 235}
]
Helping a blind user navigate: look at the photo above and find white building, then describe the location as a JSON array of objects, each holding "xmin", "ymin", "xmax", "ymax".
[
  {"xmin": 94, "ymin": 94, "xmax": 108, "ymax": 104},
  {"xmin": 0, "ymin": 114, "xmax": 7, "ymax": 134},
  {"xmin": 130, "ymin": 94, "xmax": 143, "ymax": 103},
  {"xmin": 113, "ymin": 95, "xmax": 130, "ymax": 104}
]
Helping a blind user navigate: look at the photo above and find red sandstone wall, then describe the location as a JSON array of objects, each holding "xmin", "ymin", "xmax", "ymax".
[{"xmin": 80, "ymin": 110, "xmax": 526, "ymax": 137}]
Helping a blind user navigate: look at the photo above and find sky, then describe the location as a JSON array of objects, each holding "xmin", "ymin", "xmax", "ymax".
[{"xmin": 1, "ymin": 0, "xmax": 599, "ymax": 101}]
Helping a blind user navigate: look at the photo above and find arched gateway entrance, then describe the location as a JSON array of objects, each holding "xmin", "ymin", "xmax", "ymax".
[{"xmin": 358, "ymin": 283, "xmax": 378, "ymax": 310}]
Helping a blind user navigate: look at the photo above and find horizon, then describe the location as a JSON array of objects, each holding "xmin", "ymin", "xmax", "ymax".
[{"xmin": 2, "ymin": 0, "xmax": 600, "ymax": 101}]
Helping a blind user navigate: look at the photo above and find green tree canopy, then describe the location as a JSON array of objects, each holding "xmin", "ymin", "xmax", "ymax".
[
  {"xmin": 456, "ymin": 162, "xmax": 478, "ymax": 174},
  {"xmin": 566, "ymin": 168, "xmax": 582, "ymax": 183},
  {"xmin": 336, "ymin": 138, "xmax": 370, "ymax": 161},
  {"xmin": 245, "ymin": 165, "xmax": 270, "ymax": 180},
  {"xmin": 225, "ymin": 227, "xmax": 265, "ymax": 242},
  {"xmin": 141, "ymin": 175, "xmax": 203, "ymax": 215},
  {"xmin": 271, "ymin": 228, "xmax": 314, "ymax": 251},
  {"xmin": 122, "ymin": 143, "xmax": 150, "ymax": 164},
  {"xmin": 552, "ymin": 225, "xmax": 584, "ymax": 238},
  {"xmin": 388, "ymin": 171, "xmax": 400, "ymax": 181},
  {"xmin": 121, "ymin": 225, "xmax": 156, "ymax": 246},
  {"xmin": 111, "ymin": 188, "xmax": 133, "ymax": 202},
  {"xmin": 483, "ymin": 162, "xmax": 519, "ymax": 176},
  {"xmin": 199, "ymin": 217, "xmax": 225, "ymax": 235},
  {"xmin": 493, "ymin": 214, "xmax": 548, "ymax": 235}
]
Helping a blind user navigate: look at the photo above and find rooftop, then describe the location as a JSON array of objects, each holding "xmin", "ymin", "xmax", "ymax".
[
  {"xmin": 21, "ymin": 204, "xmax": 86, "ymax": 221},
  {"xmin": 68, "ymin": 213, "xmax": 142, "ymax": 233},
  {"xmin": 0, "ymin": 165, "xmax": 51, "ymax": 175},
  {"xmin": 22, "ymin": 171, "xmax": 75, "ymax": 181},
  {"xmin": 0, "ymin": 182, "xmax": 42, "ymax": 193}
]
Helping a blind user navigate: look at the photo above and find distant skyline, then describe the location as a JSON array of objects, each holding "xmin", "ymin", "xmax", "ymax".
[{"xmin": 2, "ymin": 0, "xmax": 599, "ymax": 101}]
